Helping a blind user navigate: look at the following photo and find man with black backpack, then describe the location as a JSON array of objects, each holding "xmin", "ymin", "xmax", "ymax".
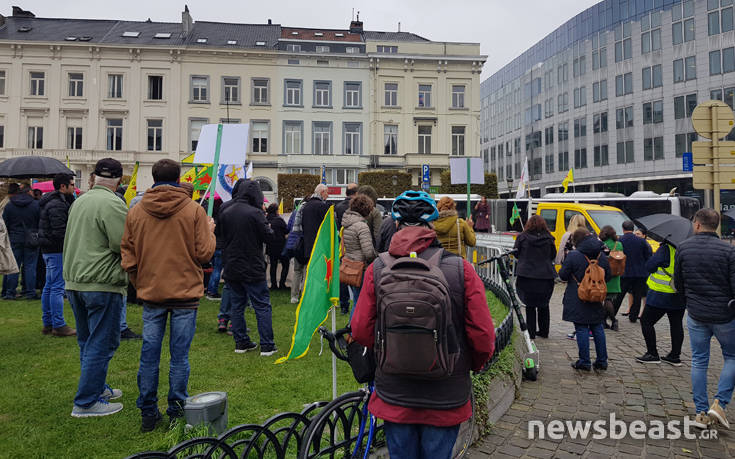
[{"xmin": 351, "ymin": 190, "xmax": 495, "ymax": 459}]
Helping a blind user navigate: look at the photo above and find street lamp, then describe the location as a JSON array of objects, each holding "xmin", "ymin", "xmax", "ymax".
[{"xmin": 506, "ymin": 176, "xmax": 514, "ymax": 198}]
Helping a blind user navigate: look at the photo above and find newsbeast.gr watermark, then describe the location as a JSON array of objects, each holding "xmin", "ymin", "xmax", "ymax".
[{"xmin": 529, "ymin": 413, "xmax": 718, "ymax": 440}]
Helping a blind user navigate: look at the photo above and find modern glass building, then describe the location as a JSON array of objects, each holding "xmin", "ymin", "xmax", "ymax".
[{"xmin": 480, "ymin": 0, "xmax": 735, "ymax": 200}]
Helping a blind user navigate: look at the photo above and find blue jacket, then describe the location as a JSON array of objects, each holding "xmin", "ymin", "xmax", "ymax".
[
  {"xmin": 644, "ymin": 243, "xmax": 685, "ymax": 310},
  {"xmin": 618, "ymin": 232, "xmax": 652, "ymax": 278},
  {"xmin": 2, "ymin": 193, "xmax": 40, "ymax": 246},
  {"xmin": 559, "ymin": 235, "xmax": 611, "ymax": 325}
]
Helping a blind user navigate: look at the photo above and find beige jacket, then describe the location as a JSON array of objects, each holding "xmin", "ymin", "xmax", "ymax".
[
  {"xmin": 434, "ymin": 209, "xmax": 476, "ymax": 258},
  {"xmin": 342, "ymin": 210, "xmax": 377, "ymax": 264}
]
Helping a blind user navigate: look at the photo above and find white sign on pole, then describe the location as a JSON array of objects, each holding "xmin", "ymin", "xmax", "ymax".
[
  {"xmin": 449, "ymin": 157, "xmax": 485, "ymax": 185},
  {"xmin": 193, "ymin": 123, "xmax": 249, "ymax": 165}
]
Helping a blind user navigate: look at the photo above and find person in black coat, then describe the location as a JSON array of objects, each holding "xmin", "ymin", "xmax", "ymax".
[
  {"xmin": 513, "ymin": 215, "xmax": 557, "ymax": 339},
  {"xmin": 612, "ymin": 220, "xmax": 652, "ymax": 322},
  {"xmin": 333, "ymin": 183, "xmax": 357, "ymax": 314},
  {"xmin": 559, "ymin": 229, "xmax": 611, "ymax": 371},
  {"xmin": 265, "ymin": 203, "xmax": 289, "ymax": 290},
  {"xmin": 220, "ymin": 179, "xmax": 277, "ymax": 355},
  {"xmin": 2, "ymin": 184, "xmax": 40, "ymax": 299},
  {"xmin": 300, "ymin": 184, "xmax": 331, "ymax": 261}
]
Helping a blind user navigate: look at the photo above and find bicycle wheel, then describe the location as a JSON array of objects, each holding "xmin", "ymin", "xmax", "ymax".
[
  {"xmin": 451, "ymin": 393, "xmax": 475, "ymax": 459},
  {"xmin": 298, "ymin": 390, "xmax": 370, "ymax": 459}
]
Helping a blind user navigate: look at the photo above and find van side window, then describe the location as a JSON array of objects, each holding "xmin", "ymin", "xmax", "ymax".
[
  {"xmin": 564, "ymin": 210, "xmax": 595, "ymax": 232},
  {"xmin": 540, "ymin": 209, "xmax": 557, "ymax": 231}
]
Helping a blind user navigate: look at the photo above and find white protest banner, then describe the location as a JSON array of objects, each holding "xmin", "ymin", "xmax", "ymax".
[
  {"xmin": 193, "ymin": 123, "xmax": 249, "ymax": 165},
  {"xmin": 449, "ymin": 157, "xmax": 485, "ymax": 185}
]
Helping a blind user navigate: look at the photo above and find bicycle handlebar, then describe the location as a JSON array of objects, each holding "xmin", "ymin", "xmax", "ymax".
[
  {"xmin": 317, "ymin": 326, "xmax": 351, "ymax": 362},
  {"xmin": 476, "ymin": 249, "xmax": 518, "ymax": 266}
]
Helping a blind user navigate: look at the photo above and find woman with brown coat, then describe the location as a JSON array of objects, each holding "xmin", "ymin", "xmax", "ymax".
[{"xmin": 433, "ymin": 197, "xmax": 476, "ymax": 258}]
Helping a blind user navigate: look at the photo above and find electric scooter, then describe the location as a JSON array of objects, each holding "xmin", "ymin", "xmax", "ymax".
[{"xmin": 479, "ymin": 250, "xmax": 540, "ymax": 381}]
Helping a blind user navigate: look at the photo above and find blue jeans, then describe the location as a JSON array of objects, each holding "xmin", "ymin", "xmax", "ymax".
[
  {"xmin": 574, "ymin": 322, "xmax": 607, "ymax": 367},
  {"xmin": 688, "ymin": 315, "xmax": 735, "ymax": 413},
  {"xmin": 383, "ymin": 422, "xmax": 460, "ymax": 459},
  {"xmin": 348, "ymin": 285, "xmax": 362, "ymax": 320},
  {"xmin": 207, "ymin": 249, "xmax": 222, "ymax": 295},
  {"xmin": 137, "ymin": 306, "xmax": 198, "ymax": 417},
  {"xmin": 41, "ymin": 253, "xmax": 66, "ymax": 328},
  {"xmin": 120, "ymin": 296, "xmax": 128, "ymax": 332},
  {"xmin": 229, "ymin": 280, "xmax": 274, "ymax": 347},
  {"xmin": 5, "ymin": 242, "xmax": 38, "ymax": 298},
  {"xmin": 67, "ymin": 290, "xmax": 123, "ymax": 408},
  {"xmin": 218, "ymin": 283, "xmax": 232, "ymax": 320}
]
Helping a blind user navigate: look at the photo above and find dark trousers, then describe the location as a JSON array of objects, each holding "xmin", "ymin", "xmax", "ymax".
[
  {"xmin": 614, "ymin": 277, "xmax": 648, "ymax": 321},
  {"xmin": 268, "ymin": 255, "xmax": 289, "ymax": 288},
  {"xmin": 516, "ymin": 277, "xmax": 553, "ymax": 339},
  {"xmin": 339, "ymin": 282, "xmax": 350, "ymax": 311},
  {"xmin": 640, "ymin": 305, "xmax": 685, "ymax": 359}
]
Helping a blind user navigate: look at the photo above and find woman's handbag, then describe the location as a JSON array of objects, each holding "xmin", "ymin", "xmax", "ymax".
[{"xmin": 340, "ymin": 257, "xmax": 365, "ymax": 287}]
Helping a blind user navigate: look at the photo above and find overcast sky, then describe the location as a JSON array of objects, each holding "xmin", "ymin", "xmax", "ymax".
[{"xmin": 13, "ymin": 0, "xmax": 601, "ymax": 79}]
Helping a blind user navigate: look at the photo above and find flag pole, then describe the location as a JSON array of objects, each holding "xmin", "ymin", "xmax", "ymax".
[
  {"xmin": 466, "ymin": 157, "xmax": 471, "ymax": 220},
  {"xmin": 331, "ymin": 304, "xmax": 337, "ymax": 400},
  {"xmin": 207, "ymin": 124, "xmax": 224, "ymax": 217}
]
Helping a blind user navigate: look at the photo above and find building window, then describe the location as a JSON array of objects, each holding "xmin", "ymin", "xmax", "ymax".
[
  {"xmin": 376, "ymin": 45, "xmax": 398, "ymax": 53},
  {"xmin": 106, "ymin": 119, "xmax": 122, "ymax": 151},
  {"xmin": 335, "ymin": 169, "xmax": 357, "ymax": 185},
  {"xmin": 190, "ymin": 76, "xmax": 209, "ymax": 103},
  {"xmin": 384, "ymin": 125, "xmax": 398, "ymax": 155},
  {"xmin": 418, "ymin": 84, "xmax": 432, "ymax": 108},
  {"xmin": 641, "ymin": 11, "xmax": 662, "ymax": 54},
  {"xmin": 557, "ymin": 63, "xmax": 568, "ymax": 84},
  {"xmin": 251, "ymin": 121, "xmax": 268, "ymax": 153},
  {"xmin": 616, "ymin": 140, "xmax": 634, "ymax": 164},
  {"xmin": 286, "ymin": 44, "xmax": 301, "ymax": 52},
  {"xmin": 593, "ymin": 112, "xmax": 608, "ymax": 133},
  {"xmin": 28, "ymin": 126, "xmax": 43, "ymax": 149},
  {"xmin": 385, "ymin": 83, "xmax": 398, "ymax": 106},
  {"xmin": 642, "ymin": 65, "xmax": 662, "ymax": 89},
  {"xmin": 344, "ymin": 123, "xmax": 361, "ymax": 155},
  {"xmin": 573, "ymin": 44, "xmax": 586, "ymax": 78},
  {"xmin": 189, "ymin": 119, "xmax": 207, "ymax": 152},
  {"xmin": 452, "ymin": 126, "xmax": 466, "ymax": 156},
  {"xmin": 312, "ymin": 122, "xmax": 331, "ymax": 155},
  {"xmin": 344, "ymin": 82, "xmax": 361, "ymax": 108},
  {"xmin": 146, "ymin": 119, "xmax": 163, "ymax": 151},
  {"xmin": 346, "ymin": 47, "xmax": 360, "ymax": 54},
  {"xmin": 574, "ymin": 117, "xmax": 587, "ymax": 138},
  {"xmin": 67, "ymin": 127, "xmax": 82, "ymax": 149},
  {"xmin": 594, "ymin": 145, "xmax": 609, "ymax": 167},
  {"xmin": 418, "ymin": 126, "xmax": 432, "ymax": 154},
  {"xmin": 709, "ymin": 0, "xmax": 735, "ymax": 35},
  {"xmin": 148, "ymin": 75, "xmax": 163, "ymax": 100},
  {"xmin": 452, "ymin": 85, "xmax": 465, "ymax": 108},
  {"xmin": 643, "ymin": 136, "xmax": 664, "ymax": 161},
  {"xmin": 673, "ymin": 0, "xmax": 695, "ymax": 44},
  {"xmin": 592, "ymin": 80, "xmax": 607, "ymax": 103},
  {"xmin": 557, "ymin": 92, "xmax": 569, "ymax": 113},
  {"xmin": 545, "ymin": 126, "xmax": 554, "ymax": 144},
  {"xmin": 30, "ymin": 72, "xmax": 45, "ymax": 96},
  {"xmin": 285, "ymin": 79, "xmax": 302, "ymax": 106},
  {"xmin": 108, "ymin": 74, "xmax": 123, "ymax": 98},
  {"xmin": 592, "ymin": 32, "xmax": 607, "ymax": 70},
  {"xmin": 545, "ymin": 153, "xmax": 555, "ymax": 174},
  {"xmin": 0, "ymin": 70, "xmax": 5, "ymax": 96},
  {"xmin": 675, "ymin": 132, "xmax": 697, "ymax": 157},
  {"xmin": 222, "ymin": 77, "xmax": 240, "ymax": 103},
  {"xmin": 615, "ymin": 73, "xmax": 632, "ymax": 96},
  {"xmin": 558, "ymin": 122, "xmax": 569, "ymax": 141},
  {"xmin": 284, "ymin": 121, "xmax": 303, "ymax": 154},
  {"xmin": 685, "ymin": 56, "xmax": 697, "ymax": 80},
  {"xmin": 711, "ymin": 50, "xmax": 723, "ymax": 75},
  {"xmin": 674, "ymin": 93, "xmax": 698, "ymax": 119},
  {"xmin": 574, "ymin": 148, "xmax": 587, "ymax": 169},
  {"xmin": 558, "ymin": 150, "xmax": 569, "ymax": 171},
  {"xmin": 252, "ymin": 78, "xmax": 269, "ymax": 105},
  {"xmin": 68, "ymin": 73, "xmax": 84, "ymax": 97},
  {"xmin": 315, "ymin": 45, "xmax": 330, "ymax": 53},
  {"xmin": 616, "ymin": 106, "xmax": 634, "ymax": 129},
  {"xmin": 614, "ymin": 21, "xmax": 632, "ymax": 62},
  {"xmin": 643, "ymin": 100, "xmax": 664, "ymax": 124},
  {"xmin": 314, "ymin": 81, "xmax": 331, "ymax": 107}
]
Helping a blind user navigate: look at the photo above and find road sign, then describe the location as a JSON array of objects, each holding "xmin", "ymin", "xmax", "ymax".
[
  {"xmin": 692, "ymin": 100, "xmax": 735, "ymax": 139},
  {"xmin": 692, "ymin": 165, "xmax": 735, "ymax": 189},
  {"xmin": 421, "ymin": 182, "xmax": 430, "ymax": 191},
  {"xmin": 422, "ymin": 164, "xmax": 430, "ymax": 183},
  {"xmin": 683, "ymin": 152, "xmax": 693, "ymax": 172},
  {"xmin": 692, "ymin": 141, "xmax": 735, "ymax": 163}
]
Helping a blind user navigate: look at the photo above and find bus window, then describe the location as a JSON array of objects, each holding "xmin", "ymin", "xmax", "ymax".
[
  {"xmin": 679, "ymin": 197, "xmax": 700, "ymax": 220},
  {"xmin": 540, "ymin": 209, "xmax": 557, "ymax": 231},
  {"xmin": 564, "ymin": 210, "xmax": 593, "ymax": 232}
]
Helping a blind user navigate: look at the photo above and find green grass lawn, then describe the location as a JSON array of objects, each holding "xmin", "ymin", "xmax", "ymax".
[{"xmin": 0, "ymin": 287, "xmax": 509, "ymax": 459}]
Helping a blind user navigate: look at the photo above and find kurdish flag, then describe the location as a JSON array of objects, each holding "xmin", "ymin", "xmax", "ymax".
[
  {"xmin": 276, "ymin": 207, "xmax": 340, "ymax": 364},
  {"xmin": 562, "ymin": 168, "xmax": 574, "ymax": 193},
  {"xmin": 123, "ymin": 162, "xmax": 139, "ymax": 207},
  {"xmin": 509, "ymin": 202, "xmax": 521, "ymax": 226}
]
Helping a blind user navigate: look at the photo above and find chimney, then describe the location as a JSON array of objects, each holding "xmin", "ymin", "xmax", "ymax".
[
  {"xmin": 349, "ymin": 12, "xmax": 363, "ymax": 34},
  {"xmin": 398, "ymin": 22, "xmax": 401, "ymax": 32},
  {"xmin": 267, "ymin": 18, "xmax": 272, "ymax": 25},
  {"xmin": 12, "ymin": 6, "xmax": 35, "ymax": 18},
  {"xmin": 182, "ymin": 5, "xmax": 193, "ymax": 35}
]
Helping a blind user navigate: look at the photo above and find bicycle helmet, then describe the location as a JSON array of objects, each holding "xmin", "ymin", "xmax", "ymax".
[{"xmin": 391, "ymin": 190, "xmax": 439, "ymax": 223}]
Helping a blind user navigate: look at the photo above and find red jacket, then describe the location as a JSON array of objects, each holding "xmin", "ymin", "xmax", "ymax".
[{"xmin": 351, "ymin": 226, "xmax": 495, "ymax": 426}]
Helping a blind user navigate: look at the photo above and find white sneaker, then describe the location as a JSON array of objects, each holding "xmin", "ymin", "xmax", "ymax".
[
  {"xmin": 709, "ymin": 399, "xmax": 730, "ymax": 429},
  {"xmin": 290, "ymin": 296, "xmax": 299, "ymax": 304},
  {"xmin": 100, "ymin": 384, "xmax": 122, "ymax": 401},
  {"xmin": 71, "ymin": 399, "xmax": 123, "ymax": 418}
]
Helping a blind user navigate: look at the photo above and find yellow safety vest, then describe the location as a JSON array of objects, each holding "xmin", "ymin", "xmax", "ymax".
[{"xmin": 646, "ymin": 245, "xmax": 676, "ymax": 293}]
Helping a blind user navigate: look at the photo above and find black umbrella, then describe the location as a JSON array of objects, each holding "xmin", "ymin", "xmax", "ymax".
[
  {"xmin": 634, "ymin": 213, "xmax": 693, "ymax": 248},
  {"xmin": 725, "ymin": 208, "xmax": 735, "ymax": 221},
  {"xmin": 0, "ymin": 156, "xmax": 75, "ymax": 178}
]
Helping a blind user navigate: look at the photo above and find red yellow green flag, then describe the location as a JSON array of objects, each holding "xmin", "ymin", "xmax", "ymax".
[
  {"xmin": 123, "ymin": 162, "xmax": 139, "ymax": 207},
  {"xmin": 276, "ymin": 207, "xmax": 340, "ymax": 364}
]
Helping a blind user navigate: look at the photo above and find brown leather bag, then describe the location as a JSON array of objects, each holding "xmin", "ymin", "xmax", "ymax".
[
  {"xmin": 574, "ymin": 254, "xmax": 608, "ymax": 303},
  {"xmin": 608, "ymin": 241, "xmax": 626, "ymax": 277},
  {"xmin": 340, "ymin": 257, "xmax": 365, "ymax": 287}
]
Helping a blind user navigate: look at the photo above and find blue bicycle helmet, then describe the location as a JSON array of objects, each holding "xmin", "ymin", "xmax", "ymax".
[{"xmin": 391, "ymin": 190, "xmax": 439, "ymax": 223}]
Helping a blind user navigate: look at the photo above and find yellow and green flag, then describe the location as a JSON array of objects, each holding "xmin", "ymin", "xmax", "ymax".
[
  {"xmin": 276, "ymin": 207, "xmax": 340, "ymax": 364},
  {"xmin": 124, "ymin": 162, "xmax": 139, "ymax": 207},
  {"xmin": 509, "ymin": 202, "xmax": 521, "ymax": 226},
  {"xmin": 562, "ymin": 168, "xmax": 574, "ymax": 193}
]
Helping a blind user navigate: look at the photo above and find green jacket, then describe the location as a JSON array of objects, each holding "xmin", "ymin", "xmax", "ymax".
[
  {"xmin": 63, "ymin": 185, "xmax": 128, "ymax": 294},
  {"xmin": 603, "ymin": 238, "xmax": 622, "ymax": 294}
]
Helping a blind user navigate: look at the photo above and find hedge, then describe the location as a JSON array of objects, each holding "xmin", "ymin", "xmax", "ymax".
[
  {"xmin": 277, "ymin": 173, "xmax": 321, "ymax": 212},
  {"xmin": 439, "ymin": 170, "xmax": 499, "ymax": 198},
  {"xmin": 357, "ymin": 171, "xmax": 412, "ymax": 197}
]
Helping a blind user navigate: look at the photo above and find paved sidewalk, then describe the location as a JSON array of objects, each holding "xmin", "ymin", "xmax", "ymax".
[{"xmin": 468, "ymin": 285, "xmax": 734, "ymax": 459}]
